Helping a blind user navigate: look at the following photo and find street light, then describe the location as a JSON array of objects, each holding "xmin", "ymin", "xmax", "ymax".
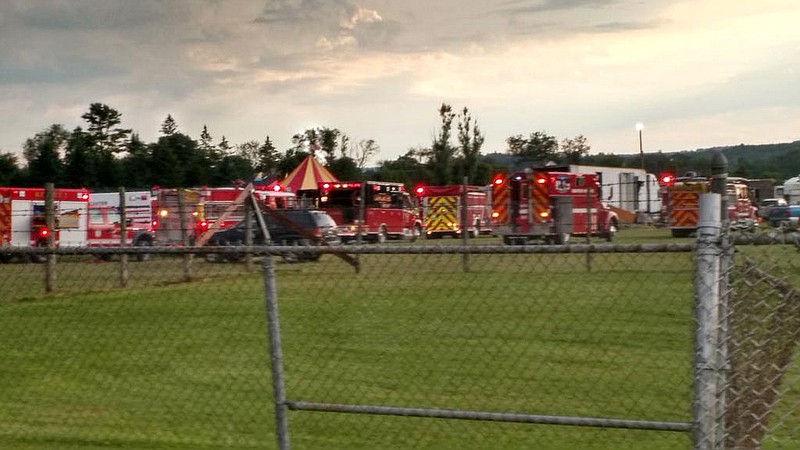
[{"xmin": 635, "ymin": 123, "xmax": 649, "ymax": 215}]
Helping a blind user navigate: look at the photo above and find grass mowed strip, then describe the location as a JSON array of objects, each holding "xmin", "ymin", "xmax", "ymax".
[{"xmin": 2, "ymin": 248, "xmax": 698, "ymax": 448}]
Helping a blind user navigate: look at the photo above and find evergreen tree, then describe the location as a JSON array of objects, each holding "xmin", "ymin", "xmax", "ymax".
[
  {"xmin": 81, "ymin": 103, "xmax": 132, "ymax": 155},
  {"xmin": 160, "ymin": 114, "xmax": 178, "ymax": 136},
  {"xmin": 257, "ymin": 136, "xmax": 280, "ymax": 176}
]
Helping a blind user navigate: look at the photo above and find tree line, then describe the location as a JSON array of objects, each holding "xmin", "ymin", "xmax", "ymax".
[{"xmin": 2, "ymin": 102, "xmax": 798, "ymax": 190}]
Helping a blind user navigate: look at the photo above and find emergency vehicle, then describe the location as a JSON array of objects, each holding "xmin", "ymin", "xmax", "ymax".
[
  {"xmin": 0, "ymin": 187, "xmax": 155, "ymax": 262},
  {"xmin": 414, "ymin": 184, "xmax": 492, "ymax": 238},
  {"xmin": 319, "ymin": 181, "xmax": 422, "ymax": 243},
  {"xmin": 663, "ymin": 174, "xmax": 757, "ymax": 237},
  {"xmin": 490, "ymin": 170, "xmax": 619, "ymax": 245}
]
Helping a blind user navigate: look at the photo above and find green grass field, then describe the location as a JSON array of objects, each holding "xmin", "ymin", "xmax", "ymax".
[{"xmin": 0, "ymin": 225, "xmax": 797, "ymax": 449}]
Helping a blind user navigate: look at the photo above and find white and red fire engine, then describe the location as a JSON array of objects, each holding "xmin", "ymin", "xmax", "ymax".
[
  {"xmin": 0, "ymin": 186, "xmax": 155, "ymax": 262},
  {"xmin": 319, "ymin": 181, "xmax": 422, "ymax": 243},
  {"xmin": 414, "ymin": 184, "xmax": 492, "ymax": 239},
  {"xmin": 490, "ymin": 170, "xmax": 619, "ymax": 244}
]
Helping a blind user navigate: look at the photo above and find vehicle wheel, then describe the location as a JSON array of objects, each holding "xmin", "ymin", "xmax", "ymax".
[
  {"xmin": 205, "ymin": 240, "xmax": 221, "ymax": 263},
  {"xmin": 134, "ymin": 237, "xmax": 153, "ymax": 262},
  {"xmin": 605, "ymin": 218, "xmax": 618, "ymax": 242},
  {"xmin": 549, "ymin": 233, "xmax": 570, "ymax": 245},
  {"xmin": 0, "ymin": 253, "xmax": 12, "ymax": 264},
  {"xmin": 376, "ymin": 226, "xmax": 387, "ymax": 244},
  {"xmin": 30, "ymin": 240, "xmax": 48, "ymax": 263},
  {"xmin": 470, "ymin": 221, "xmax": 480, "ymax": 239},
  {"xmin": 410, "ymin": 224, "xmax": 422, "ymax": 242},
  {"xmin": 502, "ymin": 235, "xmax": 514, "ymax": 245}
]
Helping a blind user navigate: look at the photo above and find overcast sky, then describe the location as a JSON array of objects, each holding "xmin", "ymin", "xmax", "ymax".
[{"xmin": 2, "ymin": 0, "xmax": 799, "ymax": 165}]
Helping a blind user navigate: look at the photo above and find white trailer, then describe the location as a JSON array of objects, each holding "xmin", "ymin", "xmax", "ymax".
[
  {"xmin": 569, "ymin": 165, "xmax": 661, "ymax": 217},
  {"xmin": 779, "ymin": 175, "xmax": 800, "ymax": 204}
]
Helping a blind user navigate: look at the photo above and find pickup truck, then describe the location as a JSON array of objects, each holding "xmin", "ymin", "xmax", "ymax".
[{"xmin": 767, "ymin": 204, "xmax": 800, "ymax": 229}]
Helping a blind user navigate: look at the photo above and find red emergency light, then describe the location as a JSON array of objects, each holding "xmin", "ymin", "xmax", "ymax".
[
  {"xmin": 196, "ymin": 220, "xmax": 209, "ymax": 232},
  {"xmin": 38, "ymin": 227, "xmax": 50, "ymax": 238},
  {"xmin": 660, "ymin": 173, "xmax": 675, "ymax": 186},
  {"xmin": 535, "ymin": 176, "xmax": 548, "ymax": 185},
  {"xmin": 415, "ymin": 185, "xmax": 426, "ymax": 196},
  {"xmin": 271, "ymin": 184, "xmax": 283, "ymax": 192},
  {"xmin": 492, "ymin": 175, "xmax": 505, "ymax": 186}
]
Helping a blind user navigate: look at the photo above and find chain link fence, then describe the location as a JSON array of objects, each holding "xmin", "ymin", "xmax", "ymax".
[{"xmin": 1, "ymin": 227, "xmax": 799, "ymax": 449}]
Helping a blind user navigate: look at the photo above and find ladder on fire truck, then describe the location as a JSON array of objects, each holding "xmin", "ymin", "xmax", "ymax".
[{"xmin": 194, "ymin": 182, "xmax": 359, "ymax": 269}]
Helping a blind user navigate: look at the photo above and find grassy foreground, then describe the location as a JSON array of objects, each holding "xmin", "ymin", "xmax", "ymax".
[{"xmin": 0, "ymin": 226, "xmax": 796, "ymax": 449}]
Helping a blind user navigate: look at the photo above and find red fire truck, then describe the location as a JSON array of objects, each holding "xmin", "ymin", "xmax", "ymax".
[
  {"xmin": 319, "ymin": 181, "xmax": 422, "ymax": 243},
  {"xmin": 663, "ymin": 174, "xmax": 757, "ymax": 237},
  {"xmin": 414, "ymin": 184, "xmax": 492, "ymax": 239},
  {"xmin": 490, "ymin": 170, "xmax": 619, "ymax": 245},
  {"xmin": 0, "ymin": 186, "xmax": 155, "ymax": 262}
]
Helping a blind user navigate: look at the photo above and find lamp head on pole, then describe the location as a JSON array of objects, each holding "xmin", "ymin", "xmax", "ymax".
[{"xmin": 635, "ymin": 122, "xmax": 644, "ymax": 132}]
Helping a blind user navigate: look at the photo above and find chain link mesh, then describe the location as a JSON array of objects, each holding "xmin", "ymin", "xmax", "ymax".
[{"xmin": 1, "ymin": 231, "xmax": 799, "ymax": 449}]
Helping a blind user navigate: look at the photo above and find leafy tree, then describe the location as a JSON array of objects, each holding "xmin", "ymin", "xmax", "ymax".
[
  {"xmin": 63, "ymin": 127, "xmax": 94, "ymax": 187},
  {"xmin": 81, "ymin": 103, "xmax": 131, "ymax": 155},
  {"xmin": 559, "ymin": 135, "xmax": 590, "ymax": 165},
  {"xmin": 456, "ymin": 107, "xmax": 485, "ymax": 183},
  {"xmin": 277, "ymin": 149, "xmax": 309, "ymax": 177},
  {"xmin": 328, "ymin": 156, "xmax": 360, "ymax": 180},
  {"xmin": 350, "ymin": 139, "xmax": 379, "ymax": 169},
  {"xmin": 24, "ymin": 124, "xmax": 68, "ymax": 185},
  {"xmin": 121, "ymin": 134, "xmax": 152, "ymax": 188},
  {"xmin": 319, "ymin": 127, "xmax": 341, "ymax": 165},
  {"xmin": 506, "ymin": 131, "xmax": 559, "ymax": 164},
  {"xmin": 236, "ymin": 140, "xmax": 261, "ymax": 170},
  {"xmin": 160, "ymin": 114, "xmax": 178, "ymax": 136},
  {"xmin": 376, "ymin": 150, "xmax": 430, "ymax": 184},
  {"xmin": 429, "ymin": 103, "xmax": 456, "ymax": 184},
  {"xmin": 0, "ymin": 153, "xmax": 23, "ymax": 185},
  {"xmin": 216, "ymin": 155, "xmax": 253, "ymax": 185}
]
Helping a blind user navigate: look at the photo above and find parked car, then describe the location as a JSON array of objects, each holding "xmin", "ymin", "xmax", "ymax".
[
  {"xmin": 767, "ymin": 203, "xmax": 800, "ymax": 228},
  {"xmin": 758, "ymin": 198, "xmax": 787, "ymax": 220},
  {"xmin": 205, "ymin": 209, "xmax": 340, "ymax": 262}
]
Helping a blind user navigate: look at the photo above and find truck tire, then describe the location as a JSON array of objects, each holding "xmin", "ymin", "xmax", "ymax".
[
  {"xmin": 410, "ymin": 223, "xmax": 422, "ymax": 242},
  {"xmin": 605, "ymin": 218, "xmax": 619, "ymax": 242},
  {"xmin": 376, "ymin": 226, "xmax": 387, "ymax": 244},
  {"xmin": 30, "ymin": 240, "xmax": 47, "ymax": 263},
  {"xmin": 134, "ymin": 236, "xmax": 153, "ymax": 262}
]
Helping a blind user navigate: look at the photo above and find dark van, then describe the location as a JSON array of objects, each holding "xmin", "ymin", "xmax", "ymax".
[{"xmin": 205, "ymin": 209, "xmax": 340, "ymax": 262}]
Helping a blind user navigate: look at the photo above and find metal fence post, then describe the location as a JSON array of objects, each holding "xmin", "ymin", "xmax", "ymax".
[
  {"xmin": 44, "ymin": 182, "xmax": 56, "ymax": 293},
  {"xmin": 176, "ymin": 188, "xmax": 192, "ymax": 282},
  {"xmin": 709, "ymin": 151, "xmax": 730, "ymax": 448},
  {"xmin": 462, "ymin": 176, "xmax": 470, "ymax": 273},
  {"xmin": 693, "ymin": 192, "xmax": 723, "ymax": 450},
  {"xmin": 251, "ymin": 192, "xmax": 291, "ymax": 450},
  {"xmin": 119, "ymin": 187, "xmax": 129, "ymax": 287}
]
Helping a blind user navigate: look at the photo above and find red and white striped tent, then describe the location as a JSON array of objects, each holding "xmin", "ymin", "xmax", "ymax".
[{"xmin": 279, "ymin": 155, "xmax": 338, "ymax": 193}]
